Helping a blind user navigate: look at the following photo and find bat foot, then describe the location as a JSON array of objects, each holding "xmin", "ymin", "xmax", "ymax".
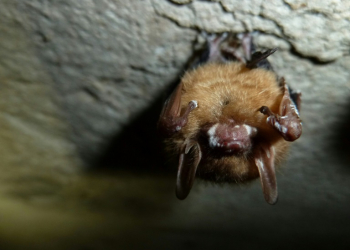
[
  {"xmin": 158, "ymin": 100, "xmax": 198, "ymax": 137},
  {"xmin": 201, "ymin": 32, "xmax": 229, "ymax": 63},
  {"xmin": 258, "ymin": 84, "xmax": 302, "ymax": 141},
  {"xmin": 203, "ymin": 32, "xmax": 254, "ymax": 63}
]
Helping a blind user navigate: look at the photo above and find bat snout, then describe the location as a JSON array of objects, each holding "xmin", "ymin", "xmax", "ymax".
[{"xmin": 205, "ymin": 123, "xmax": 257, "ymax": 154}]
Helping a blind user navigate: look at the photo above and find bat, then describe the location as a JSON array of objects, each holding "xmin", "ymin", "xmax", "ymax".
[{"xmin": 157, "ymin": 33, "xmax": 302, "ymax": 205}]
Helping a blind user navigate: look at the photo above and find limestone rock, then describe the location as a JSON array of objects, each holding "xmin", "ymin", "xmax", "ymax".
[
  {"xmin": 1, "ymin": 0, "xmax": 350, "ymax": 249},
  {"xmin": 154, "ymin": 0, "xmax": 350, "ymax": 61}
]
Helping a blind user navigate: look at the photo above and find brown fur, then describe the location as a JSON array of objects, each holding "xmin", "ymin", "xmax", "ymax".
[{"xmin": 165, "ymin": 62, "xmax": 289, "ymax": 182}]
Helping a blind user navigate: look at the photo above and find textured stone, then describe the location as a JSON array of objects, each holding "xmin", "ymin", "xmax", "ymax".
[
  {"xmin": 17, "ymin": 0, "xmax": 197, "ymax": 162},
  {"xmin": 0, "ymin": 0, "xmax": 82, "ymax": 195},
  {"xmin": 155, "ymin": 0, "xmax": 350, "ymax": 61}
]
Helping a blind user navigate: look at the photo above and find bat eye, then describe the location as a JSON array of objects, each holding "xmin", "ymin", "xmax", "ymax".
[{"xmin": 223, "ymin": 99, "xmax": 230, "ymax": 106}]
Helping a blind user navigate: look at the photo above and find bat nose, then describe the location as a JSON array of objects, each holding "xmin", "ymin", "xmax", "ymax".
[{"xmin": 205, "ymin": 123, "xmax": 257, "ymax": 154}]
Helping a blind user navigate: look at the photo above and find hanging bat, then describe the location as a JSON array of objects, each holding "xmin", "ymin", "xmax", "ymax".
[{"xmin": 157, "ymin": 33, "xmax": 302, "ymax": 205}]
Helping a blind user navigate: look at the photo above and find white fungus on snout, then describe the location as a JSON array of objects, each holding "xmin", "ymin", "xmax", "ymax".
[{"xmin": 207, "ymin": 123, "xmax": 220, "ymax": 148}]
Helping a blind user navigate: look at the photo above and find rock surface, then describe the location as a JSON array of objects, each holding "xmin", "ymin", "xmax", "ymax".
[
  {"xmin": 1, "ymin": 0, "xmax": 350, "ymax": 249},
  {"xmin": 160, "ymin": 0, "xmax": 350, "ymax": 61}
]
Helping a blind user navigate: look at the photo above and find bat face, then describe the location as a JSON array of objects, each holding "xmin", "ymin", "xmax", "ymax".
[{"xmin": 158, "ymin": 33, "xmax": 302, "ymax": 205}]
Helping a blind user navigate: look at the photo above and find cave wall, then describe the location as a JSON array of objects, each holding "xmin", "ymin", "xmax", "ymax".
[{"xmin": 1, "ymin": 0, "xmax": 350, "ymax": 249}]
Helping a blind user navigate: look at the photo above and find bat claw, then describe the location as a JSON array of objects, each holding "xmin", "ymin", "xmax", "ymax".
[
  {"xmin": 258, "ymin": 106, "xmax": 274, "ymax": 116},
  {"xmin": 246, "ymin": 48, "xmax": 278, "ymax": 70}
]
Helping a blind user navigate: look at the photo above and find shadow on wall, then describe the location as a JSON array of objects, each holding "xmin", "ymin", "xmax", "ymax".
[
  {"xmin": 329, "ymin": 97, "xmax": 350, "ymax": 169},
  {"xmin": 89, "ymin": 39, "xmax": 220, "ymax": 175},
  {"xmin": 90, "ymin": 47, "xmax": 206, "ymax": 174},
  {"xmin": 92, "ymin": 80, "xmax": 182, "ymax": 175}
]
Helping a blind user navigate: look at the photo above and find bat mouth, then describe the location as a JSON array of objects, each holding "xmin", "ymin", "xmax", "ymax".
[
  {"xmin": 203, "ymin": 122, "xmax": 257, "ymax": 154},
  {"xmin": 210, "ymin": 140, "xmax": 249, "ymax": 154}
]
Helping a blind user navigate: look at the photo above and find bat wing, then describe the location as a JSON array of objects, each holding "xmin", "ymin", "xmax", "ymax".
[
  {"xmin": 176, "ymin": 141, "xmax": 202, "ymax": 200},
  {"xmin": 158, "ymin": 83, "xmax": 197, "ymax": 137},
  {"xmin": 254, "ymin": 144, "xmax": 278, "ymax": 205}
]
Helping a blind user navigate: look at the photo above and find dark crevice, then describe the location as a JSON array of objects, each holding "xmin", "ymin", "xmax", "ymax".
[
  {"xmin": 97, "ymin": 76, "xmax": 126, "ymax": 84},
  {"xmin": 35, "ymin": 31, "xmax": 50, "ymax": 44},
  {"xmin": 129, "ymin": 65, "xmax": 161, "ymax": 75},
  {"xmin": 303, "ymin": 9, "xmax": 329, "ymax": 18},
  {"xmin": 281, "ymin": 0, "xmax": 295, "ymax": 11},
  {"xmin": 289, "ymin": 46, "xmax": 334, "ymax": 65},
  {"xmin": 83, "ymin": 86, "xmax": 100, "ymax": 100},
  {"xmin": 166, "ymin": 0, "xmax": 193, "ymax": 6},
  {"xmin": 257, "ymin": 14, "xmax": 288, "ymax": 39}
]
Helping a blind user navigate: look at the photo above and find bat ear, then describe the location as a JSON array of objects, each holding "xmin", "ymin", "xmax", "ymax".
[
  {"xmin": 158, "ymin": 83, "xmax": 197, "ymax": 137},
  {"xmin": 176, "ymin": 141, "xmax": 202, "ymax": 200},
  {"xmin": 254, "ymin": 144, "xmax": 278, "ymax": 205},
  {"xmin": 259, "ymin": 81, "xmax": 302, "ymax": 141}
]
